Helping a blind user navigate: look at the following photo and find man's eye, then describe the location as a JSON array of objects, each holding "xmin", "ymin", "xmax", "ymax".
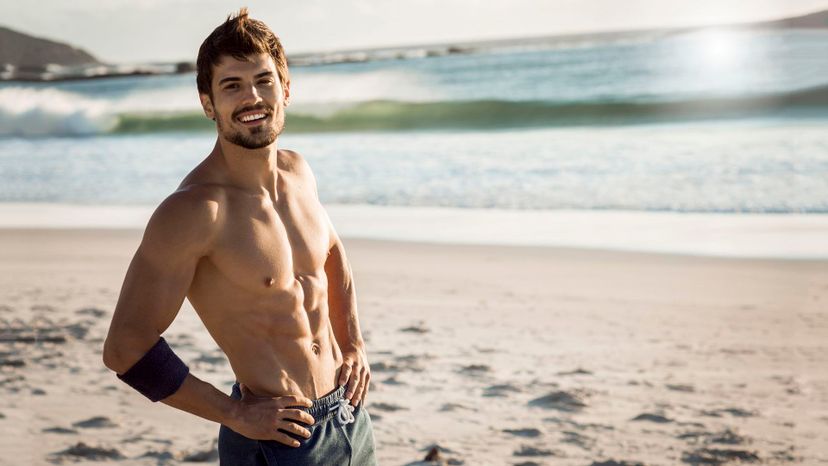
[
  {"xmin": 225, "ymin": 84, "xmax": 238, "ymax": 90},
  {"xmin": 258, "ymin": 79, "xmax": 274, "ymax": 85}
]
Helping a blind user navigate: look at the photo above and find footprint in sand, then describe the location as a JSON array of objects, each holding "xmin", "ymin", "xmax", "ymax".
[
  {"xmin": 438, "ymin": 403, "xmax": 474, "ymax": 412},
  {"xmin": 410, "ymin": 443, "xmax": 464, "ymax": 465},
  {"xmin": 631, "ymin": 412, "xmax": 673, "ymax": 423},
  {"xmin": 53, "ymin": 443, "xmax": 124, "ymax": 461},
  {"xmin": 680, "ymin": 447, "xmax": 760, "ymax": 464},
  {"xmin": 399, "ymin": 323, "xmax": 429, "ymax": 334},
  {"xmin": 72, "ymin": 416, "xmax": 118, "ymax": 429},
  {"xmin": 483, "ymin": 383, "xmax": 521, "ymax": 397},
  {"xmin": 513, "ymin": 445, "xmax": 560, "ymax": 457},
  {"xmin": 457, "ymin": 364, "xmax": 490, "ymax": 376},
  {"xmin": 139, "ymin": 451, "xmax": 175, "ymax": 462},
  {"xmin": 699, "ymin": 407, "xmax": 758, "ymax": 418},
  {"xmin": 528, "ymin": 390, "xmax": 588, "ymax": 413},
  {"xmin": 556, "ymin": 367, "xmax": 593, "ymax": 376},
  {"xmin": 370, "ymin": 402, "xmax": 408, "ymax": 412},
  {"xmin": 678, "ymin": 427, "xmax": 750, "ymax": 447},
  {"xmin": 561, "ymin": 430, "xmax": 595, "ymax": 450},
  {"xmin": 502, "ymin": 428, "xmax": 541, "ymax": 438},
  {"xmin": 371, "ymin": 355, "xmax": 427, "ymax": 373},
  {"xmin": 589, "ymin": 460, "xmax": 646, "ymax": 466},
  {"xmin": 666, "ymin": 383, "xmax": 695, "ymax": 392},
  {"xmin": 381, "ymin": 375, "xmax": 406, "ymax": 385},
  {"xmin": 42, "ymin": 426, "xmax": 78, "ymax": 434},
  {"xmin": 30, "ymin": 304, "xmax": 56, "ymax": 313}
]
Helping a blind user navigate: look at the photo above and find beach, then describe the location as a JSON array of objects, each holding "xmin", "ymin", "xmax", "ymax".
[
  {"xmin": 1, "ymin": 19, "xmax": 827, "ymax": 465},
  {"xmin": 1, "ymin": 227, "xmax": 826, "ymax": 465}
]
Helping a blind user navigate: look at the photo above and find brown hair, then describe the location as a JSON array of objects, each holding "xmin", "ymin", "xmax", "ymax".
[{"xmin": 196, "ymin": 7, "xmax": 289, "ymax": 97}]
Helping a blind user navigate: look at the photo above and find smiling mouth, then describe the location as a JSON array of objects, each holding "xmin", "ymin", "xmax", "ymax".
[{"xmin": 237, "ymin": 112, "xmax": 269, "ymax": 124}]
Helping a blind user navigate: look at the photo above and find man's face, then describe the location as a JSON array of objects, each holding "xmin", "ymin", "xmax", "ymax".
[{"xmin": 200, "ymin": 53, "xmax": 289, "ymax": 149}]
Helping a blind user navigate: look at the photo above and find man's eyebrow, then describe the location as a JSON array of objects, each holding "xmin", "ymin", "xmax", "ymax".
[{"xmin": 217, "ymin": 71, "xmax": 274, "ymax": 86}]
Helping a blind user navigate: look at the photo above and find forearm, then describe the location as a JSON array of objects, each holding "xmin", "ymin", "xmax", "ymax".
[
  {"xmin": 104, "ymin": 337, "xmax": 239, "ymax": 427},
  {"xmin": 161, "ymin": 373, "xmax": 239, "ymax": 426},
  {"xmin": 325, "ymin": 243, "xmax": 366, "ymax": 352}
]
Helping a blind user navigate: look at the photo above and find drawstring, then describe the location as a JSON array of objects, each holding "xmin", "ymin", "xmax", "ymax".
[{"xmin": 329, "ymin": 398, "xmax": 355, "ymax": 425}]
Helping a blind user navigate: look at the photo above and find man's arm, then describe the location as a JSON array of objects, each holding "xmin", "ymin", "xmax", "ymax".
[
  {"xmin": 102, "ymin": 189, "xmax": 315, "ymax": 446},
  {"xmin": 324, "ymin": 212, "xmax": 371, "ymax": 407},
  {"xmin": 324, "ymin": 224, "xmax": 365, "ymax": 351},
  {"xmin": 102, "ymin": 189, "xmax": 233, "ymax": 419}
]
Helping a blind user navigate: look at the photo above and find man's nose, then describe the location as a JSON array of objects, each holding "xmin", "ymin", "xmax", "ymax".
[{"xmin": 239, "ymin": 83, "xmax": 262, "ymax": 105}]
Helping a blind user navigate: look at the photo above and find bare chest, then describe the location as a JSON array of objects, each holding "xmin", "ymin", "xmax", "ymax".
[{"xmin": 208, "ymin": 186, "xmax": 330, "ymax": 293}]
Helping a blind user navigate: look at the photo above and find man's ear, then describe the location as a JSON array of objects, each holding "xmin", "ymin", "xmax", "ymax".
[
  {"xmin": 199, "ymin": 93, "xmax": 216, "ymax": 121},
  {"xmin": 283, "ymin": 80, "xmax": 291, "ymax": 107}
]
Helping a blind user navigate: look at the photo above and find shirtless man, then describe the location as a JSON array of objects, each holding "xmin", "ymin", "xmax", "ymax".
[{"xmin": 102, "ymin": 8, "xmax": 376, "ymax": 465}]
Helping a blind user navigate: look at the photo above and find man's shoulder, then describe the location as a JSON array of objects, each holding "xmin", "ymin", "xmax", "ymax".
[
  {"xmin": 279, "ymin": 149, "xmax": 314, "ymax": 175},
  {"xmin": 143, "ymin": 185, "xmax": 223, "ymax": 254},
  {"xmin": 158, "ymin": 185, "xmax": 223, "ymax": 221}
]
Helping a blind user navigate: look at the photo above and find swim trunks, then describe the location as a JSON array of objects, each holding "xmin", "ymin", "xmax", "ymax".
[{"xmin": 218, "ymin": 382, "xmax": 377, "ymax": 465}]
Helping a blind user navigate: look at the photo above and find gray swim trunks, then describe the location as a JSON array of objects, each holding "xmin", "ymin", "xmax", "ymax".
[{"xmin": 218, "ymin": 382, "xmax": 377, "ymax": 465}]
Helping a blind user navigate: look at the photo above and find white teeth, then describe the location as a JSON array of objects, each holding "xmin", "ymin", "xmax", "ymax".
[{"xmin": 240, "ymin": 113, "xmax": 266, "ymax": 122}]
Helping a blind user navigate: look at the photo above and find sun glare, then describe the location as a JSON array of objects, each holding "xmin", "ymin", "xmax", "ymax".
[{"xmin": 693, "ymin": 29, "xmax": 748, "ymax": 69}]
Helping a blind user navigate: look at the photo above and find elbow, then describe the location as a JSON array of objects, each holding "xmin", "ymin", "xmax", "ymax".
[
  {"xmin": 101, "ymin": 337, "xmax": 121, "ymax": 373},
  {"xmin": 102, "ymin": 334, "xmax": 135, "ymax": 374},
  {"xmin": 102, "ymin": 332, "xmax": 158, "ymax": 374}
]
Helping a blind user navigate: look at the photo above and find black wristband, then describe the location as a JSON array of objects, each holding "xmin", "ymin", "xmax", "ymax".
[{"xmin": 116, "ymin": 337, "xmax": 189, "ymax": 402}]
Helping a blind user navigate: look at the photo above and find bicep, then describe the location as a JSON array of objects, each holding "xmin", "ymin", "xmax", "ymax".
[
  {"xmin": 110, "ymin": 241, "xmax": 199, "ymax": 341},
  {"xmin": 105, "ymin": 192, "xmax": 216, "ymax": 368}
]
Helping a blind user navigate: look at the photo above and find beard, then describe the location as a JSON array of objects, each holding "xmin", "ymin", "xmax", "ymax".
[{"xmin": 217, "ymin": 104, "xmax": 285, "ymax": 150}]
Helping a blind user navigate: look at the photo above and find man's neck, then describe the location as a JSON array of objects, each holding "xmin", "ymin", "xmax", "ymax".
[{"xmin": 213, "ymin": 138, "xmax": 281, "ymax": 195}]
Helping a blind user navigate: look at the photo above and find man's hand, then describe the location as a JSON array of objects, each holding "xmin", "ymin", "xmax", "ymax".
[
  {"xmin": 338, "ymin": 346, "xmax": 370, "ymax": 407},
  {"xmin": 228, "ymin": 384, "xmax": 316, "ymax": 447}
]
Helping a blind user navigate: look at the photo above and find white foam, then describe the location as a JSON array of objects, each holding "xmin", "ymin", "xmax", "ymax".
[
  {"xmin": 0, "ymin": 68, "xmax": 439, "ymax": 137},
  {"xmin": 0, "ymin": 87, "xmax": 118, "ymax": 137},
  {"xmin": 1, "ymin": 203, "xmax": 825, "ymax": 259}
]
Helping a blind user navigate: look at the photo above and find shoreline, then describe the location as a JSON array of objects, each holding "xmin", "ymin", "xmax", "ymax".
[{"xmin": 2, "ymin": 202, "xmax": 828, "ymax": 260}]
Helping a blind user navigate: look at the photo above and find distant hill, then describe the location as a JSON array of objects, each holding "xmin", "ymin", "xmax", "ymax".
[
  {"xmin": 758, "ymin": 8, "xmax": 828, "ymax": 28},
  {"xmin": 0, "ymin": 25, "xmax": 101, "ymax": 69}
]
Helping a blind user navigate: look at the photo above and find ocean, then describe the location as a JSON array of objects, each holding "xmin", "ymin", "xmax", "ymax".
[{"xmin": 1, "ymin": 27, "xmax": 827, "ymax": 256}]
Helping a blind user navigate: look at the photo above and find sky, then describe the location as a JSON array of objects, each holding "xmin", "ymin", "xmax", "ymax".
[{"xmin": 3, "ymin": 0, "xmax": 828, "ymax": 64}]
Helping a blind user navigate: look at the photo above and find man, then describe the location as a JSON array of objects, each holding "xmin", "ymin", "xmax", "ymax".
[{"xmin": 102, "ymin": 8, "xmax": 377, "ymax": 465}]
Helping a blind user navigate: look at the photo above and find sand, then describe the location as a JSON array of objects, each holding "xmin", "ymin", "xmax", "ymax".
[{"xmin": 0, "ymin": 228, "xmax": 826, "ymax": 465}]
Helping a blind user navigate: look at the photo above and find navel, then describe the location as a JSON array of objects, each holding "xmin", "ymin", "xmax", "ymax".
[{"xmin": 265, "ymin": 276, "xmax": 275, "ymax": 287}]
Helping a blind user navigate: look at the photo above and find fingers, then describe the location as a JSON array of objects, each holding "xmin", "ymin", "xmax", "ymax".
[
  {"xmin": 338, "ymin": 361, "xmax": 353, "ymax": 386},
  {"xmin": 351, "ymin": 369, "xmax": 369, "ymax": 406},
  {"xmin": 277, "ymin": 419, "xmax": 312, "ymax": 439},
  {"xmin": 345, "ymin": 366, "xmax": 360, "ymax": 401},
  {"xmin": 274, "ymin": 395, "xmax": 314, "ymax": 409},
  {"xmin": 357, "ymin": 373, "xmax": 371, "ymax": 407},
  {"xmin": 278, "ymin": 408, "xmax": 316, "ymax": 426},
  {"xmin": 272, "ymin": 430, "xmax": 303, "ymax": 448}
]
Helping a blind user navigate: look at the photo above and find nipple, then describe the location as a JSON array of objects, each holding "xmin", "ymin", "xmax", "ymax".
[{"xmin": 265, "ymin": 277, "xmax": 274, "ymax": 287}]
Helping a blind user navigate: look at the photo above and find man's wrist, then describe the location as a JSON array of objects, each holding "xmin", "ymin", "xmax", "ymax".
[
  {"xmin": 221, "ymin": 396, "xmax": 243, "ymax": 428},
  {"xmin": 342, "ymin": 340, "xmax": 366, "ymax": 353}
]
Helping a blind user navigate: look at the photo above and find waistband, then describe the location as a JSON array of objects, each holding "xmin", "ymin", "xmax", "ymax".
[{"xmin": 230, "ymin": 382, "xmax": 353, "ymax": 427}]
